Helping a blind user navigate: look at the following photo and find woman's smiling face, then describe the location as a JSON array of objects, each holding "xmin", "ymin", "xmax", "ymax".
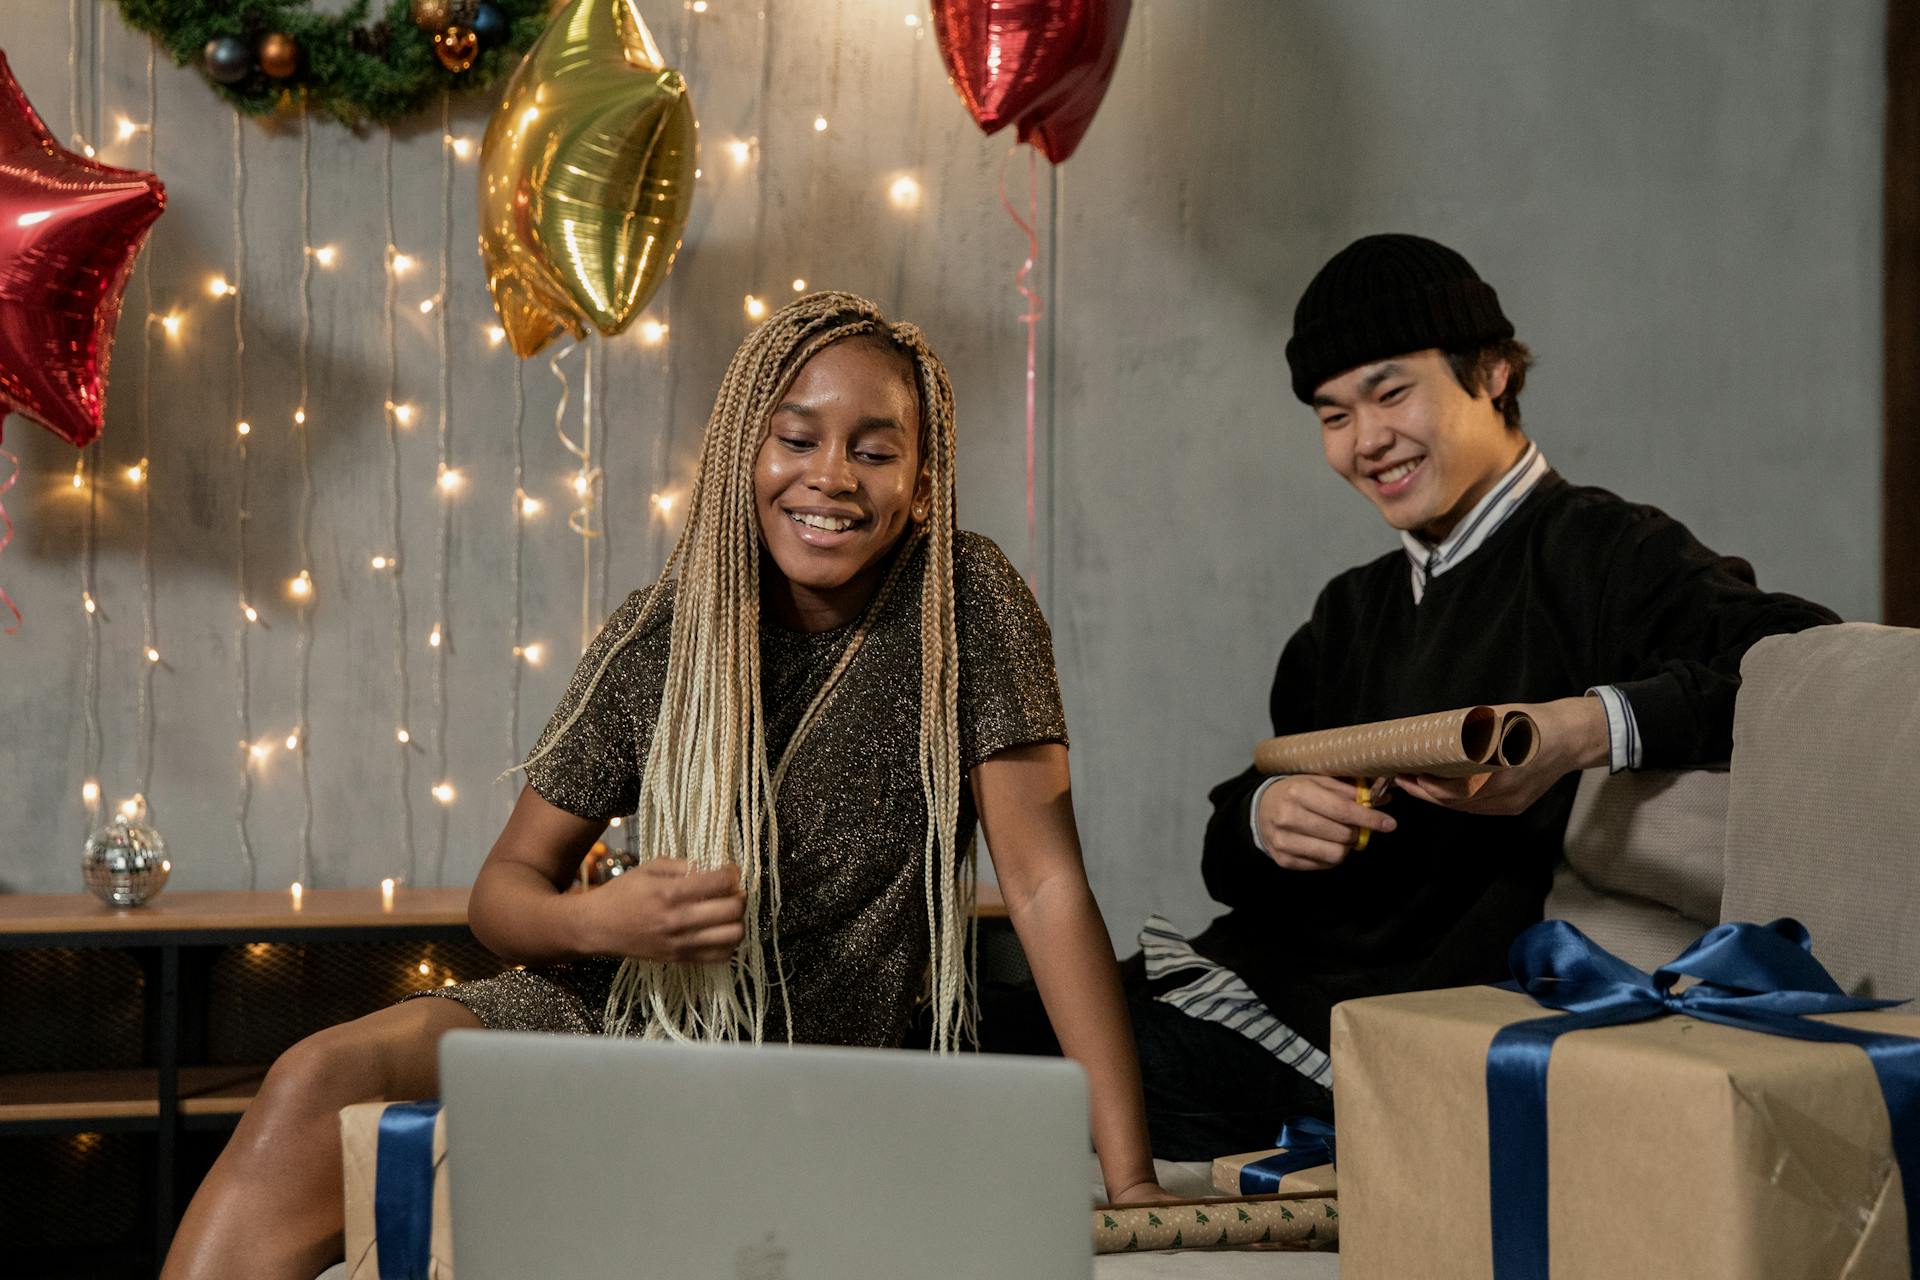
[{"xmin": 754, "ymin": 336, "xmax": 928, "ymax": 631}]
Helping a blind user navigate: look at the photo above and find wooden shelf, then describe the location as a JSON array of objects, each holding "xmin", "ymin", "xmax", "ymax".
[
  {"xmin": 0, "ymin": 1065, "xmax": 266, "ymax": 1124},
  {"xmin": 0, "ymin": 887, "xmax": 471, "ymax": 938}
]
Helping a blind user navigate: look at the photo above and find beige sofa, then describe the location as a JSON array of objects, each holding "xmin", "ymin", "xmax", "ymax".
[{"xmin": 318, "ymin": 623, "xmax": 1918, "ymax": 1280}]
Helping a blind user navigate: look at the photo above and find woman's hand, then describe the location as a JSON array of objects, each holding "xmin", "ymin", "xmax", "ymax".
[
  {"xmin": 1255, "ymin": 774, "xmax": 1396, "ymax": 870},
  {"xmin": 579, "ymin": 859, "xmax": 747, "ymax": 963}
]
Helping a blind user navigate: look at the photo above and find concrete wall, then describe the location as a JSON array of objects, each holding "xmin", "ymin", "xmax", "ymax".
[{"xmin": 0, "ymin": 2, "xmax": 1885, "ymax": 950}]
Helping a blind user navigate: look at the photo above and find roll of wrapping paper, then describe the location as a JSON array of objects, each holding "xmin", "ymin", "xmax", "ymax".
[
  {"xmin": 1092, "ymin": 1193, "xmax": 1339, "ymax": 1253},
  {"xmin": 1252, "ymin": 705, "xmax": 1539, "ymax": 780}
]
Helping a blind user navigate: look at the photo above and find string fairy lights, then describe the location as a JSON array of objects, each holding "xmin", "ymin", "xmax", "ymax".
[
  {"xmin": 431, "ymin": 92, "xmax": 457, "ymax": 885},
  {"xmin": 292, "ymin": 99, "xmax": 319, "ymax": 888},
  {"xmin": 230, "ymin": 111, "xmax": 257, "ymax": 888},
  {"xmin": 383, "ymin": 128, "xmax": 419, "ymax": 882}
]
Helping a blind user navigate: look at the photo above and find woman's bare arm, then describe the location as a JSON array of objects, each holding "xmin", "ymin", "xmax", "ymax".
[
  {"xmin": 468, "ymin": 786, "xmax": 745, "ymax": 967},
  {"xmin": 972, "ymin": 742, "xmax": 1165, "ymax": 1203}
]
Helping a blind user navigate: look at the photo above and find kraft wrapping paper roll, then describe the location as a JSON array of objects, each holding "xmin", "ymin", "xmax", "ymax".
[
  {"xmin": 1092, "ymin": 1195, "xmax": 1339, "ymax": 1253},
  {"xmin": 1253, "ymin": 706, "xmax": 1538, "ymax": 779}
]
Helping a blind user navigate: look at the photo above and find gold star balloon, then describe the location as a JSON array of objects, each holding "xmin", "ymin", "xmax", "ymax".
[{"xmin": 478, "ymin": 0, "xmax": 696, "ymax": 357}]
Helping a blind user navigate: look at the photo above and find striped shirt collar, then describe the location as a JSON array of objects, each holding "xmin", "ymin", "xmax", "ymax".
[{"xmin": 1400, "ymin": 441, "xmax": 1550, "ymax": 603}]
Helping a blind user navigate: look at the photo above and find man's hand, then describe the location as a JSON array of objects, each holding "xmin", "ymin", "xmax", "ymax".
[
  {"xmin": 1396, "ymin": 695, "xmax": 1611, "ymax": 817},
  {"xmin": 579, "ymin": 858, "xmax": 747, "ymax": 963},
  {"xmin": 1255, "ymin": 774, "xmax": 1397, "ymax": 871}
]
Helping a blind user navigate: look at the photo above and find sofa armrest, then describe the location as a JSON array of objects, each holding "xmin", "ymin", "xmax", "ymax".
[{"xmin": 1720, "ymin": 623, "xmax": 1920, "ymax": 998}]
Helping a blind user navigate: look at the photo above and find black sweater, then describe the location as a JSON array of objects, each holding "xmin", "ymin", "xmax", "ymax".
[{"xmin": 1190, "ymin": 473, "xmax": 1838, "ymax": 1051}]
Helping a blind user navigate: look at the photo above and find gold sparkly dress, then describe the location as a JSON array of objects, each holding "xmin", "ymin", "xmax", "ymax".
[{"xmin": 419, "ymin": 531, "xmax": 1065, "ymax": 1047}]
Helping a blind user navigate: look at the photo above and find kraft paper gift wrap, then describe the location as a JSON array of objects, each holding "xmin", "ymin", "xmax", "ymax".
[
  {"xmin": 341, "ymin": 1100, "xmax": 453, "ymax": 1280},
  {"xmin": 1210, "ymin": 1150, "xmax": 1337, "ymax": 1198},
  {"xmin": 1332, "ymin": 985, "xmax": 1917, "ymax": 1279}
]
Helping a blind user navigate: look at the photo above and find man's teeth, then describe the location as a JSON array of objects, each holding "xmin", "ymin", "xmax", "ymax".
[
  {"xmin": 790, "ymin": 511, "xmax": 855, "ymax": 532},
  {"xmin": 1377, "ymin": 459, "xmax": 1421, "ymax": 485}
]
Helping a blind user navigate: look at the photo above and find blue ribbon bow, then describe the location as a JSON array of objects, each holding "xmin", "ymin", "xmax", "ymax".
[
  {"xmin": 1485, "ymin": 918, "xmax": 1920, "ymax": 1277},
  {"xmin": 373, "ymin": 1100, "xmax": 442, "ymax": 1280},
  {"xmin": 1238, "ymin": 1115, "xmax": 1337, "ymax": 1194}
]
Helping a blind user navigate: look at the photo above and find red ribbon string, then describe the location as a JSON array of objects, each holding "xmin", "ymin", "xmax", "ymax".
[
  {"xmin": 998, "ymin": 143, "xmax": 1046, "ymax": 577},
  {"xmin": 0, "ymin": 445, "xmax": 21, "ymax": 634}
]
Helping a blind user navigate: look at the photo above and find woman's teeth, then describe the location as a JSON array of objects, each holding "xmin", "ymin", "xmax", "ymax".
[
  {"xmin": 790, "ymin": 511, "xmax": 856, "ymax": 532},
  {"xmin": 1377, "ymin": 459, "xmax": 1421, "ymax": 485}
]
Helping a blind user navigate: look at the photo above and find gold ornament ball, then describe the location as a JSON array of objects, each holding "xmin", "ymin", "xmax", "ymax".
[
  {"xmin": 433, "ymin": 27, "xmax": 481, "ymax": 73},
  {"xmin": 258, "ymin": 33, "xmax": 300, "ymax": 80},
  {"xmin": 412, "ymin": 0, "xmax": 478, "ymax": 30}
]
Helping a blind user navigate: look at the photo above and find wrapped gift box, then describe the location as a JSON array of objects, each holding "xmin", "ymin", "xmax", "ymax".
[
  {"xmin": 1210, "ymin": 1148, "xmax": 1337, "ymax": 1197},
  {"xmin": 1332, "ymin": 982, "xmax": 1917, "ymax": 1279},
  {"xmin": 341, "ymin": 1100, "xmax": 454, "ymax": 1280}
]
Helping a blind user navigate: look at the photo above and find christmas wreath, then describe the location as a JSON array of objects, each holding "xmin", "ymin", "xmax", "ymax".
[{"xmin": 113, "ymin": 0, "xmax": 550, "ymax": 127}]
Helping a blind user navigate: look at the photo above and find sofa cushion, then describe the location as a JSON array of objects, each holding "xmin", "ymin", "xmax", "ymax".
[
  {"xmin": 1560, "ymin": 766, "xmax": 1728, "ymax": 924},
  {"xmin": 1542, "ymin": 861, "xmax": 1713, "ymax": 974},
  {"xmin": 1721, "ymin": 623, "xmax": 1920, "ymax": 999}
]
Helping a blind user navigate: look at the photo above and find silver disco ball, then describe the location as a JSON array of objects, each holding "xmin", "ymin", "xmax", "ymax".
[{"xmin": 81, "ymin": 813, "xmax": 171, "ymax": 907}]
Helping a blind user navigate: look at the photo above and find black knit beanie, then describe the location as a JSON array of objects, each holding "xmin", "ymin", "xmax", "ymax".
[{"xmin": 1285, "ymin": 234, "xmax": 1514, "ymax": 403}]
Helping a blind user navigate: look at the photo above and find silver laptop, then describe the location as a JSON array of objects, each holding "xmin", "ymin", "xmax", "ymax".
[{"xmin": 439, "ymin": 1029, "xmax": 1093, "ymax": 1279}]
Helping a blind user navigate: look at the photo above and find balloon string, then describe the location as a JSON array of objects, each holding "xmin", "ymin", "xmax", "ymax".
[
  {"xmin": 0, "ymin": 445, "xmax": 21, "ymax": 634},
  {"xmin": 998, "ymin": 142, "xmax": 1045, "ymax": 577}
]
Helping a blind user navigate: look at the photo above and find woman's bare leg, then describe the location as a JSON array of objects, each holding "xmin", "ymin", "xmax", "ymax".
[{"xmin": 160, "ymin": 996, "xmax": 481, "ymax": 1280}]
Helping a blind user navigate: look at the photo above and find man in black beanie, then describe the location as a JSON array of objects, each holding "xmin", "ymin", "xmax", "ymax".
[{"xmin": 1126, "ymin": 233, "xmax": 1840, "ymax": 1156}]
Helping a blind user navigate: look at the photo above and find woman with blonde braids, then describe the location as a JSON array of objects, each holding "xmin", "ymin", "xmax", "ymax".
[{"xmin": 162, "ymin": 292, "xmax": 1169, "ymax": 1280}]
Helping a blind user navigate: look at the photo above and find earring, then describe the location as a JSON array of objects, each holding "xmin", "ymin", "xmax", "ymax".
[{"xmin": 912, "ymin": 501, "xmax": 929, "ymax": 522}]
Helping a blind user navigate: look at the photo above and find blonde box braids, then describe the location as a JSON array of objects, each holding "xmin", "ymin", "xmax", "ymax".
[{"xmin": 520, "ymin": 292, "xmax": 975, "ymax": 1050}]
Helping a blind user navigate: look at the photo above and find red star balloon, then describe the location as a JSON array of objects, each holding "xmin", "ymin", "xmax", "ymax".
[{"xmin": 0, "ymin": 48, "xmax": 166, "ymax": 448}]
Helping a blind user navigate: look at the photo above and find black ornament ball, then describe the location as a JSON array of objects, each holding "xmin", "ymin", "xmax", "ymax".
[
  {"xmin": 203, "ymin": 36, "xmax": 253, "ymax": 86},
  {"xmin": 471, "ymin": 2, "xmax": 510, "ymax": 48}
]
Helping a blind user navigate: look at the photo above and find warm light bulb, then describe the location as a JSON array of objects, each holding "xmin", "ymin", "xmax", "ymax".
[
  {"xmin": 813, "ymin": 116, "xmax": 829, "ymax": 132},
  {"xmin": 519, "ymin": 493, "xmax": 544, "ymax": 518},
  {"xmin": 207, "ymin": 275, "xmax": 232, "ymax": 298},
  {"xmin": 290, "ymin": 881, "xmax": 303, "ymax": 906},
  {"xmin": 390, "ymin": 252, "xmax": 415, "ymax": 275},
  {"xmin": 888, "ymin": 175, "xmax": 922, "ymax": 208},
  {"xmin": 312, "ymin": 245, "xmax": 337, "ymax": 267},
  {"xmin": 289, "ymin": 571, "xmax": 313, "ymax": 600},
  {"xmin": 608, "ymin": 816, "xmax": 624, "ymax": 828},
  {"xmin": 115, "ymin": 115, "xmax": 138, "ymax": 142},
  {"xmin": 744, "ymin": 294, "xmax": 768, "ymax": 321},
  {"xmin": 638, "ymin": 318, "xmax": 667, "ymax": 344},
  {"xmin": 428, "ymin": 625, "xmax": 443, "ymax": 649},
  {"xmin": 236, "ymin": 420, "xmax": 252, "ymax": 438},
  {"xmin": 692, "ymin": 1, "xmax": 708, "ymax": 12},
  {"xmin": 391, "ymin": 402, "xmax": 414, "ymax": 426},
  {"xmin": 286, "ymin": 732, "xmax": 300, "ymax": 751},
  {"xmin": 437, "ymin": 466, "xmax": 463, "ymax": 493},
  {"xmin": 486, "ymin": 325, "xmax": 507, "ymax": 346},
  {"xmin": 82, "ymin": 591, "xmax": 96, "ymax": 615},
  {"xmin": 448, "ymin": 135, "xmax": 474, "ymax": 160},
  {"xmin": 72, "ymin": 465, "xmax": 84, "ymax": 490},
  {"xmin": 433, "ymin": 782, "xmax": 455, "ymax": 805},
  {"xmin": 521, "ymin": 642, "xmax": 544, "ymax": 666},
  {"xmin": 82, "ymin": 779, "xmax": 100, "ymax": 804},
  {"xmin": 119, "ymin": 797, "xmax": 140, "ymax": 818},
  {"xmin": 572, "ymin": 471, "xmax": 591, "ymax": 497},
  {"xmin": 650, "ymin": 491, "xmax": 677, "ymax": 517},
  {"xmin": 694, "ymin": 167, "xmax": 702, "ymax": 179},
  {"xmin": 419, "ymin": 960, "xmax": 433, "ymax": 975},
  {"xmin": 145, "ymin": 647, "xmax": 161, "ymax": 664},
  {"xmin": 905, "ymin": 13, "xmax": 920, "ymax": 27},
  {"xmin": 293, "ymin": 407, "xmax": 306, "ymax": 426},
  {"xmin": 160, "ymin": 313, "xmax": 181, "ymax": 338},
  {"xmin": 792, "ymin": 278, "xmax": 808, "ymax": 293},
  {"xmin": 125, "ymin": 459, "xmax": 146, "ymax": 485},
  {"xmin": 371, "ymin": 555, "xmax": 390, "ymax": 570},
  {"xmin": 242, "ymin": 603, "xmax": 258, "ymax": 623},
  {"xmin": 727, "ymin": 138, "xmax": 752, "ymax": 166},
  {"xmin": 250, "ymin": 740, "xmax": 272, "ymax": 762},
  {"xmin": 418, "ymin": 297, "xmax": 436, "ymax": 315},
  {"xmin": 396, "ymin": 728, "xmax": 411, "ymax": 745}
]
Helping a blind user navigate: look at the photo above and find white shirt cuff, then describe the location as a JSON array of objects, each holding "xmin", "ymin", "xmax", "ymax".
[
  {"xmin": 1585, "ymin": 685, "xmax": 1643, "ymax": 773},
  {"xmin": 1248, "ymin": 775, "xmax": 1285, "ymax": 855}
]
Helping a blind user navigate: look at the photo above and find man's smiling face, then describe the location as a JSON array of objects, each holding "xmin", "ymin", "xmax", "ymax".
[{"xmin": 1311, "ymin": 349, "xmax": 1523, "ymax": 543}]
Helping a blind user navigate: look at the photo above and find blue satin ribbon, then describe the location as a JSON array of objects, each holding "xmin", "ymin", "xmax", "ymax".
[
  {"xmin": 1485, "ymin": 918, "xmax": 1920, "ymax": 1278},
  {"xmin": 1239, "ymin": 1115, "xmax": 1337, "ymax": 1193},
  {"xmin": 374, "ymin": 1100, "xmax": 442, "ymax": 1280}
]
